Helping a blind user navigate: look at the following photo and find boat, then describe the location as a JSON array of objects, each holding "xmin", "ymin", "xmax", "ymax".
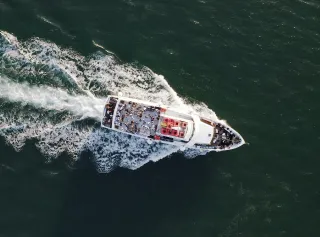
[{"xmin": 101, "ymin": 95, "xmax": 245, "ymax": 151}]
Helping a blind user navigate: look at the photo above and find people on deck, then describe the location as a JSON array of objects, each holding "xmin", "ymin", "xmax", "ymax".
[{"xmin": 112, "ymin": 100, "xmax": 160, "ymax": 135}]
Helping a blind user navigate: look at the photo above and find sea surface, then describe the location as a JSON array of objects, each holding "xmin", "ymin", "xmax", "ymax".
[{"xmin": 0, "ymin": 0, "xmax": 319, "ymax": 236}]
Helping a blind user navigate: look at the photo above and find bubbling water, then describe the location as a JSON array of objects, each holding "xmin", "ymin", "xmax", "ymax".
[{"xmin": 0, "ymin": 30, "xmax": 217, "ymax": 172}]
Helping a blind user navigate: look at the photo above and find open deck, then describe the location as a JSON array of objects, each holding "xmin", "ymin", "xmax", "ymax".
[
  {"xmin": 102, "ymin": 97, "xmax": 118, "ymax": 128},
  {"xmin": 113, "ymin": 100, "xmax": 161, "ymax": 137},
  {"xmin": 101, "ymin": 96, "xmax": 244, "ymax": 151},
  {"xmin": 157, "ymin": 116, "xmax": 189, "ymax": 139}
]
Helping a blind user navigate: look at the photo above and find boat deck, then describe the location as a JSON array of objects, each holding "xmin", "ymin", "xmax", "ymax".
[
  {"xmin": 157, "ymin": 116, "xmax": 188, "ymax": 139},
  {"xmin": 211, "ymin": 123, "xmax": 242, "ymax": 149},
  {"xmin": 102, "ymin": 97, "xmax": 118, "ymax": 128},
  {"xmin": 102, "ymin": 96, "xmax": 244, "ymax": 151},
  {"xmin": 114, "ymin": 100, "xmax": 161, "ymax": 137}
]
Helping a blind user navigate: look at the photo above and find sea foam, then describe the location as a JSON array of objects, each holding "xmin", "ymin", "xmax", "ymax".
[{"xmin": 0, "ymin": 30, "xmax": 217, "ymax": 172}]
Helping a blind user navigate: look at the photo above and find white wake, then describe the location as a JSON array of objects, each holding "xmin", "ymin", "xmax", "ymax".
[
  {"xmin": 0, "ymin": 30, "xmax": 217, "ymax": 172},
  {"xmin": 0, "ymin": 76, "xmax": 104, "ymax": 120}
]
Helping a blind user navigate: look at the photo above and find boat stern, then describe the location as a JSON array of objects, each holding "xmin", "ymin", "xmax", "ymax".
[{"xmin": 101, "ymin": 96, "xmax": 118, "ymax": 128}]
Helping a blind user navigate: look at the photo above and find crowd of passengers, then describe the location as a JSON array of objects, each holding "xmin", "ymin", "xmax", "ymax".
[
  {"xmin": 114, "ymin": 101, "xmax": 160, "ymax": 135},
  {"xmin": 102, "ymin": 97, "xmax": 117, "ymax": 127},
  {"xmin": 213, "ymin": 123, "xmax": 240, "ymax": 149}
]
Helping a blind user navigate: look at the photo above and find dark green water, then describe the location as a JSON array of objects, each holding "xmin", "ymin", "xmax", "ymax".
[{"xmin": 0, "ymin": 0, "xmax": 320, "ymax": 236}]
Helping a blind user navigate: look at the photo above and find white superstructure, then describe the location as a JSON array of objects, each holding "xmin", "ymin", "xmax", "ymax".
[{"xmin": 101, "ymin": 95, "xmax": 245, "ymax": 151}]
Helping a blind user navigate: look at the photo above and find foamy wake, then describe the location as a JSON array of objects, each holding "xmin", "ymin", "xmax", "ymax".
[
  {"xmin": 0, "ymin": 30, "xmax": 217, "ymax": 172},
  {"xmin": 0, "ymin": 76, "xmax": 105, "ymax": 120}
]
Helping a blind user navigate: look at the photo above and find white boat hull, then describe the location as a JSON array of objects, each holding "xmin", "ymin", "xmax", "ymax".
[{"xmin": 101, "ymin": 95, "xmax": 245, "ymax": 152}]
